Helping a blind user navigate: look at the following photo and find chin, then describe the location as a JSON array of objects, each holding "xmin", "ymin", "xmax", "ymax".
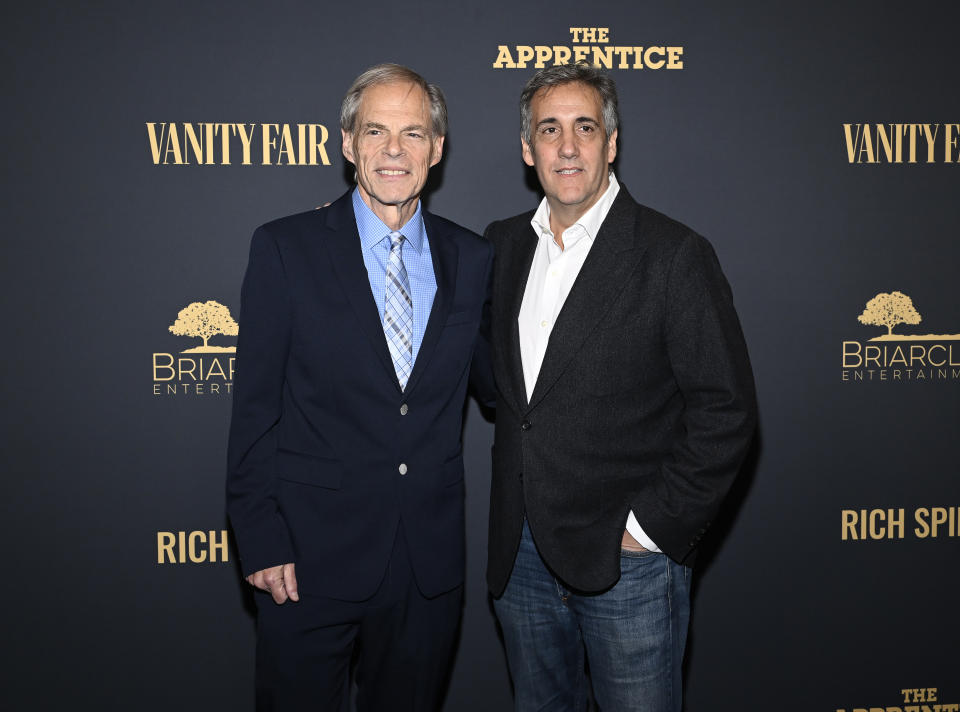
[
  {"xmin": 556, "ymin": 192, "xmax": 588, "ymax": 206},
  {"xmin": 375, "ymin": 183, "xmax": 416, "ymax": 198}
]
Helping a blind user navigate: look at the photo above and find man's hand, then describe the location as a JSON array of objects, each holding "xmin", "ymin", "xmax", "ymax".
[
  {"xmin": 246, "ymin": 563, "xmax": 299, "ymax": 604},
  {"xmin": 621, "ymin": 530, "xmax": 649, "ymax": 553}
]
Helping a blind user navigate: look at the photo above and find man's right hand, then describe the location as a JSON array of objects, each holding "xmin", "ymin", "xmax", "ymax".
[{"xmin": 246, "ymin": 563, "xmax": 299, "ymax": 604}]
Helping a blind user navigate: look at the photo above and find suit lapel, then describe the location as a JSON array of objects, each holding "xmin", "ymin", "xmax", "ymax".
[
  {"xmin": 323, "ymin": 192, "xmax": 401, "ymax": 392},
  {"xmin": 527, "ymin": 189, "xmax": 645, "ymax": 411},
  {"xmin": 403, "ymin": 211, "xmax": 456, "ymax": 395}
]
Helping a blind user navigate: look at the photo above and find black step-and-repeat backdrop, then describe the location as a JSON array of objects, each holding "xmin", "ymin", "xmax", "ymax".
[{"xmin": 4, "ymin": 1, "xmax": 958, "ymax": 710}]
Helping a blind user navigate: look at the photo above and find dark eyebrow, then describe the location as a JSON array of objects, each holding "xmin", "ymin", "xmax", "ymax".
[{"xmin": 536, "ymin": 116, "xmax": 600, "ymax": 128}]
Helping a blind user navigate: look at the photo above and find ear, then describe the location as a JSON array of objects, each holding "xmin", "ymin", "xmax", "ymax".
[
  {"xmin": 341, "ymin": 129, "xmax": 355, "ymax": 164},
  {"xmin": 521, "ymin": 135, "xmax": 535, "ymax": 167},
  {"xmin": 430, "ymin": 135, "xmax": 445, "ymax": 167},
  {"xmin": 606, "ymin": 128, "xmax": 618, "ymax": 164}
]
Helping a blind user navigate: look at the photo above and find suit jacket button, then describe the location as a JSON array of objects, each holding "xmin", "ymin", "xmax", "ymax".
[
  {"xmin": 520, "ymin": 420, "xmax": 531, "ymax": 431},
  {"xmin": 400, "ymin": 404, "xmax": 409, "ymax": 415},
  {"xmin": 398, "ymin": 463, "xmax": 408, "ymax": 475}
]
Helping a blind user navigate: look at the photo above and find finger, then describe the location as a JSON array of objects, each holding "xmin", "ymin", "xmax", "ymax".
[
  {"xmin": 249, "ymin": 571, "xmax": 267, "ymax": 591},
  {"xmin": 283, "ymin": 563, "xmax": 299, "ymax": 602},
  {"xmin": 263, "ymin": 568, "xmax": 288, "ymax": 605},
  {"xmin": 270, "ymin": 579, "xmax": 288, "ymax": 605}
]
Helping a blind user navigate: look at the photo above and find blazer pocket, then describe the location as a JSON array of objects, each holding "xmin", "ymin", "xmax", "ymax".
[{"xmin": 276, "ymin": 449, "xmax": 343, "ymax": 489}]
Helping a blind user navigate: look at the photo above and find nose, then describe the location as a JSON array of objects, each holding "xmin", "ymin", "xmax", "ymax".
[
  {"xmin": 558, "ymin": 132, "xmax": 577, "ymax": 159},
  {"xmin": 384, "ymin": 133, "xmax": 404, "ymax": 157}
]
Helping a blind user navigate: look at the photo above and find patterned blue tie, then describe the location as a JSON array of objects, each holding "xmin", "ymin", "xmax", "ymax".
[{"xmin": 384, "ymin": 231, "xmax": 413, "ymax": 389}]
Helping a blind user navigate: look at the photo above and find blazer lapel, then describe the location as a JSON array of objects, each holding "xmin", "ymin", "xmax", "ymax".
[
  {"xmin": 323, "ymin": 192, "xmax": 401, "ymax": 392},
  {"xmin": 403, "ymin": 210, "xmax": 456, "ymax": 395},
  {"xmin": 502, "ymin": 220, "xmax": 538, "ymax": 412},
  {"xmin": 527, "ymin": 189, "xmax": 645, "ymax": 411}
]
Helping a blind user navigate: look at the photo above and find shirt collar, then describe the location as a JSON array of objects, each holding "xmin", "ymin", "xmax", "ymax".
[
  {"xmin": 530, "ymin": 172, "xmax": 620, "ymax": 244},
  {"xmin": 352, "ymin": 188, "xmax": 427, "ymax": 254}
]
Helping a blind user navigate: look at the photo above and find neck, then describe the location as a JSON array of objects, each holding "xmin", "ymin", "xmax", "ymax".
[
  {"xmin": 545, "ymin": 175, "xmax": 611, "ymax": 243},
  {"xmin": 547, "ymin": 211, "xmax": 573, "ymax": 246},
  {"xmin": 358, "ymin": 188, "xmax": 419, "ymax": 231},
  {"xmin": 547, "ymin": 200, "xmax": 591, "ymax": 243}
]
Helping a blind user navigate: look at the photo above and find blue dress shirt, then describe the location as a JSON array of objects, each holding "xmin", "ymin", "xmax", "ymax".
[{"xmin": 352, "ymin": 189, "xmax": 437, "ymax": 365}]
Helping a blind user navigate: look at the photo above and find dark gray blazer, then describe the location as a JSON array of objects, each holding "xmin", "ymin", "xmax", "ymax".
[{"xmin": 485, "ymin": 186, "xmax": 757, "ymax": 596}]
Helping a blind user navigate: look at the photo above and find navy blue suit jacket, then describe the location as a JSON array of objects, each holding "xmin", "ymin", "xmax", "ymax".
[{"xmin": 226, "ymin": 191, "xmax": 494, "ymax": 600}]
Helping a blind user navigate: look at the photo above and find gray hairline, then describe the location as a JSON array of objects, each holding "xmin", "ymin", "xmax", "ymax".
[
  {"xmin": 340, "ymin": 63, "xmax": 448, "ymax": 138},
  {"xmin": 519, "ymin": 62, "xmax": 619, "ymax": 145}
]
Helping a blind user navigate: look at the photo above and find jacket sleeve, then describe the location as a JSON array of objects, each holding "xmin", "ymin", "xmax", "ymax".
[
  {"xmin": 469, "ymin": 236, "xmax": 497, "ymax": 409},
  {"xmin": 637, "ymin": 232, "xmax": 757, "ymax": 562},
  {"xmin": 225, "ymin": 226, "xmax": 295, "ymax": 577}
]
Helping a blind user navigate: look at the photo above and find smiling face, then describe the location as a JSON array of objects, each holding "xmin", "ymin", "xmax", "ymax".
[
  {"xmin": 521, "ymin": 81, "xmax": 618, "ymax": 233},
  {"xmin": 341, "ymin": 81, "xmax": 444, "ymax": 228}
]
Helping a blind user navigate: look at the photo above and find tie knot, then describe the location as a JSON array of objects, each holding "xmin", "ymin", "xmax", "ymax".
[{"xmin": 388, "ymin": 231, "xmax": 405, "ymax": 250}]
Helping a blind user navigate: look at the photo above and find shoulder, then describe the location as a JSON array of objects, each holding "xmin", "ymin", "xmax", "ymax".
[
  {"xmin": 630, "ymin": 200, "xmax": 717, "ymax": 263},
  {"xmin": 254, "ymin": 208, "xmax": 328, "ymax": 243},
  {"xmin": 636, "ymin": 203, "xmax": 696, "ymax": 240},
  {"xmin": 245, "ymin": 206, "xmax": 342, "ymax": 267},
  {"xmin": 626, "ymin": 203, "xmax": 730, "ymax": 297},
  {"xmin": 600, "ymin": 188, "xmax": 726, "ymax": 285},
  {"xmin": 242, "ymin": 209, "xmax": 332, "ymax": 276},
  {"xmin": 482, "ymin": 209, "xmax": 536, "ymax": 248},
  {"xmin": 426, "ymin": 211, "xmax": 492, "ymax": 260}
]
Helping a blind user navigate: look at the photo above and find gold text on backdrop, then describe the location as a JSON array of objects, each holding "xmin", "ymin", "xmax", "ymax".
[
  {"xmin": 493, "ymin": 27, "xmax": 683, "ymax": 70},
  {"xmin": 835, "ymin": 685, "xmax": 958, "ymax": 712},
  {"xmin": 840, "ymin": 508, "xmax": 960, "ymax": 540},
  {"xmin": 157, "ymin": 530, "xmax": 230, "ymax": 564},
  {"xmin": 843, "ymin": 123, "xmax": 960, "ymax": 163},
  {"xmin": 146, "ymin": 122, "xmax": 332, "ymax": 166}
]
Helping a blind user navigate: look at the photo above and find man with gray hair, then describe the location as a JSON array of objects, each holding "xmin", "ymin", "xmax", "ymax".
[
  {"xmin": 485, "ymin": 61, "xmax": 756, "ymax": 710},
  {"xmin": 227, "ymin": 63, "xmax": 494, "ymax": 711}
]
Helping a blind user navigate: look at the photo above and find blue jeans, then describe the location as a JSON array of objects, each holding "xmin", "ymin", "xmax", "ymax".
[{"xmin": 493, "ymin": 521, "xmax": 691, "ymax": 712}]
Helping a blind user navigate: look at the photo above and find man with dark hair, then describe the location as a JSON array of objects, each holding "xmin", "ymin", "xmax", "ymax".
[
  {"xmin": 227, "ymin": 63, "xmax": 493, "ymax": 711},
  {"xmin": 486, "ymin": 61, "xmax": 757, "ymax": 711}
]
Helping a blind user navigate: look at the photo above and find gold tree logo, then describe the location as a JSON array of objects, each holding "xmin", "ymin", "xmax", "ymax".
[
  {"xmin": 856, "ymin": 291, "xmax": 959, "ymax": 341},
  {"xmin": 168, "ymin": 300, "xmax": 238, "ymax": 353},
  {"xmin": 843, "ymin": 290, "xmax": 960, "ymax": 382},
  {"xmin": 857, "ymin": 291, "xmax": 922, "ymax": 338}
]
